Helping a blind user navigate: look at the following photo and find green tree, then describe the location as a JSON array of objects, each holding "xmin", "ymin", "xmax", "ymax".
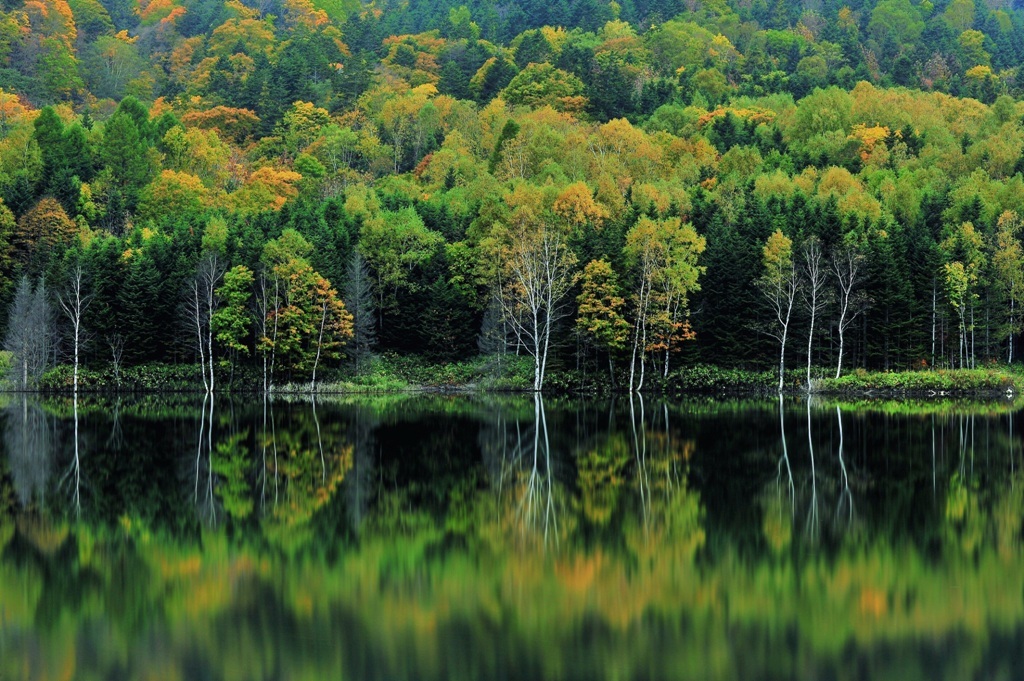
[
  {"xmin": 576, "ymin": 258, "xmax": 629, "ymax": 385},
  {"xmin": 501, "ymin": 62, "xmax": 587, "ymax": 112},
  {"xmin": 212, "ymin": 264, "xmax": 255, "ymax": 379},
  {"xmin": 357, "ymin": 206, "xmax": 443, "ymax": 330}
]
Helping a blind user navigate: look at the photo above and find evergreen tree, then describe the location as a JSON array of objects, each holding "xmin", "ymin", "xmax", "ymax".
[{"xmin": 344, "ymin": 251, "xmax": 376, "ymax": 375}]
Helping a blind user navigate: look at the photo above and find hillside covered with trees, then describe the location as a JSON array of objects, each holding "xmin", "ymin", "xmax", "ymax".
[{"xmin": 2, "ymin": 0, "xmax": 1024, "ymax": 390}]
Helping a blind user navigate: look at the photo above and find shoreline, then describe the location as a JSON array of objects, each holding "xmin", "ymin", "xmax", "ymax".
[{"xmin": 10, "ymin": 360, "xmax": 1022, "ymax": 399}]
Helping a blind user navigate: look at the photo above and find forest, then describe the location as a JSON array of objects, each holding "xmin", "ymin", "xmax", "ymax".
[{"xmin": 2, "ymin": 0, "xmax": 1024, "ymax": 391}]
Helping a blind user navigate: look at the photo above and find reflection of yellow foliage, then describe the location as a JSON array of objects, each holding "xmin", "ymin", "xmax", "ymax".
[
  {"xmin": 858, "ymin": 587, "xmax": 887, "ymax": 617},
  {"xmin": 555, "ymin": 552, "xmax": 602, "ymax": 592},
  {"xmin": 17, "ymin": 515, "xmax": 69, "ymax": 555},
  {"xmin": 576, "ymin": 434, "xmax": 630, "ymax": 525},
  {"xmin": 261, "ymin": 431, "xmax": 354, "ymax": 552}
]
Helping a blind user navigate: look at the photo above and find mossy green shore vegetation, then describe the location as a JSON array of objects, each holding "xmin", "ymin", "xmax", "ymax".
[{"xmin": 20, "ymin": 353, "xmax": 1024, "ymax": 397}]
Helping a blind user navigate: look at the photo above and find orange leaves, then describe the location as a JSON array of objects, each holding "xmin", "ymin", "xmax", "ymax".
[
  {"xmin": 181, "ymin": 106, "xmax": 260, "ymax": 144},
  {"xmin": 24, "ymin": 0, "xmax": 76, "ymax": 48},
  {"xmin": 139, "ymin": 0, "xmax": 184, "ymax": 26}
]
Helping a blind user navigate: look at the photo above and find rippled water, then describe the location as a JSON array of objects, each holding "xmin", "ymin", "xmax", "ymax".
[{"xmin": 1, "ymin": 393, "xmax": 1022, "ymax": 680}]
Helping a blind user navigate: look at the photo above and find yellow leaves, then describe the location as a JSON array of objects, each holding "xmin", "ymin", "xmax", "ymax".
[
  {"xmin": 113, "ymin": 29, "xmax": 137, "ymax": 44},
  {"xmin": 837, "ymin": 6, "xmax": 857, "ymax": 29},
  {"xmin": 208, "ymin": 17, "xmax": 275, "ymax": 58},
  {"xmin": 965, "ymin": 64, "xmax": 993, "ymax": 81},
  {"xmin": 754, "ymin": 170, "xmax": 797, "ymax": 199},
  {"xmin": 540, "ymin": 26, "xmax": 568, "ymax": 51},
  {"xmin": 138, "ymin": 170, "xmax": 209, "ymax": 222},
  {"xmin": 139, "ymin": 0, "xmax": 185, "ymax": 26},
  {"xmin": 180, "ymin": 106, "xmax": 260, "ymax": 144},
  {"xmin": 282, "ymin": 100, "xmax": 331, "ymax": 152},
  {"xmin": 762, "ymin": 229, "xmax": 794, "ymax": 278},
  {"xmin": 411, "ymin": 82, "xmax": 438, "ymax": 98},
  {"xmin": 553, "ymin": 182, "xmax": 609, "ymax": 228},
  {"xmin": 24, "ymin": 0, "xmax": 77, "ymax": 48},
  {"xmin": 707, "ymin": 34, "xmax": 740, "ymax": 66},
  {"xmin": 696, "ymin": 107, "xmax": 776, "ymax": 129},
  {"xmin": 229, "ymin": 166, "xmax": 303, "ymax": 212},
  {"xmin": 0, "ymin": 88, "xmax": 32, "ymax": 130},
  {"xmin": 815, "ymin": 166, "xmax": 882, "ymax": 220},
  {"xmin": 848, "ymin": 123, "xmax": 890, "ymax": 161}
]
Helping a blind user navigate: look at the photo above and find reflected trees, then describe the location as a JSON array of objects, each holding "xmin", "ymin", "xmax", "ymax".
[
  {"xmin": 5, "ymin": 395, "xmax": 54, "ymax": 507},
  {"xmin": 491, "ymin": 395, "xmax": 569, "ymax": 547}
]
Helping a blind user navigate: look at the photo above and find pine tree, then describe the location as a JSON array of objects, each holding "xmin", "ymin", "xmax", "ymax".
[{"xmin": 344, "ymin": 251, "xmax": 376, "ymax": 374}]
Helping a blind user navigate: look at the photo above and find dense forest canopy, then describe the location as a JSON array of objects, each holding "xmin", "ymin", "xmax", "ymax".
[{"xmin": 2, "ymin": 0, "xmax": 1024, "ymax": 388}]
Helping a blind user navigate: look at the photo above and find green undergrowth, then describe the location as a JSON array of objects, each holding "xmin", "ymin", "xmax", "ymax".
[
  {"xmin": 30, "ymin": 353, "xmax": 536, "ymax": 394},
  {"xmin": 19, "ymin": 358, "xmax": 1024, "ymax": 398},
  {"xmin": 814, "ymin": 367, "xmax": 1021, "ymax": 395}
]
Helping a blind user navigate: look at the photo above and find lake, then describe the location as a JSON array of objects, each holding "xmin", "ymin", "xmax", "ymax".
[{"xmin": 1, "ymin": 393, "xmax": 1022, "ymax": 680}]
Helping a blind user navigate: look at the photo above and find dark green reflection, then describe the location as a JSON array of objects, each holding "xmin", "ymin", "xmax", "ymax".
[{"xmin": 1, "ymin": 394, "xmax": 1023, "ymax": 680}]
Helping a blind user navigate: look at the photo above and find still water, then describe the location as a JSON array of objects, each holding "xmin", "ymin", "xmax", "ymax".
[{"xmin": 0, "ymin": 393, "xmax": 1022, "ymax": 680}]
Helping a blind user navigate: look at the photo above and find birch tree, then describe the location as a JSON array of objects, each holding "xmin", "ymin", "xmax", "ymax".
[
  {"xmin": 624, "ymin": 217, "xmax": 706, "ymax": 390},
  {"xmin": 801, "ymin": 237, "xmax": 828, "ymax": 390},
  {"xmin": 941, "ymin": 221, "xmax": 985, "ymax": 368},
  {"xmin": 189, "ymin": 253, "xmax": 224, "ymax": 393},
  {"xmin": 759, "ymin": 230, "xmax": 799, "ymax": 393},
  {"xmin": 832, "ymin": 244, "xmax": 864, "ymax": 378},
  {"xmin": 58, "ymin": 263, "xmax": 91, "ymax": 394},
  {"xmin": 496, "ymin": 218, "xmax": 577, "ymax": 392}
]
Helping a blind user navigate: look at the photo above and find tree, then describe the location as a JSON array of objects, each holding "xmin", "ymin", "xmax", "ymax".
[
  {"xmin": 212, "ymin": 265, "xmax": 254, "ymax": 380},
  {"xmin": 624, "ymin": 217, "xmax": 706, "ymax": 390},
  {"xmin": 357, "ymin": 207, "xmax": 443, "ymax": 332},
  {"xmin": 496, "ymin": 217, "xmax": 577, "ymax": 392},
  {"xmin": 576, "ymin": 259, "xmax": 629, "ymax": 385},
  {"xmin": 501, "ymin": 63, "xmax": 587, "ymax": 112},
  {"xmin": 832, "ymin": 244, "xmax": 864, "ymax": 378},
  {"xmin": 309, "ymin": 271, "xmax": 352, "ymax": 390},
  {"xmin": 99, "ymin": 107, "xmax": 156, "ymax": 227},
  {"xmin": 189, "ymin": 253, "xmax": 224, "ymax": 393},
  {"xmin": 13, "ymin": 198, "xmax": 77, "ymax": 274},
  {"xmin": 344, "ymin": 251, "xmax": 376, "ymax": 375},
  {"xmin": 759, "ymin": 230, "xmax": 799, "ymax": 393},
  {"xmin": 4, "ymin": 277, "xmax": 55, "ymax": 389},
  {"xmin": 58, "ymin": 262, "xmax": 91, "ymax": 394},
  {"xmin": 992, "ymin": 211, "xmax": 1024, "ymax": 364},
  {"xmin": 801, "ymin": 237, "xmax": 829, "ymax": 390},
  {"xmin": 259, "ymin": 229, "xmax": 353, "ymax": 386},
  {"xmin": 941, "ymin": 221, "xmax": 985, "ymax": 368}
]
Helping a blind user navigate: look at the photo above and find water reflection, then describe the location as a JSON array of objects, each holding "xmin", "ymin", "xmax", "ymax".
[{"xmin": 0, "ymin": 394, "xmax": 1023, "ymax": 680}]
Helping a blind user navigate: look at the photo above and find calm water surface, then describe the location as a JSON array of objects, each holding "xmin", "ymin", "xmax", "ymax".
[{"xmin": 1, "ymin": 393, "xmax": 1022, "ymax": 680}]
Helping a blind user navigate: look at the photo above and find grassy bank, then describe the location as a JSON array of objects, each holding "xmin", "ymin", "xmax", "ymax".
[
  {"xmin": 20, "ymin": 357, "xmax": 1024, "ymax": 398},
  {"xmin": 32, "ymin": 354, "xmax": 536, "ymax": 393},
  {"xmin": 812, "ymin": 367, "xmax": 1020, "ymax": 395}
]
